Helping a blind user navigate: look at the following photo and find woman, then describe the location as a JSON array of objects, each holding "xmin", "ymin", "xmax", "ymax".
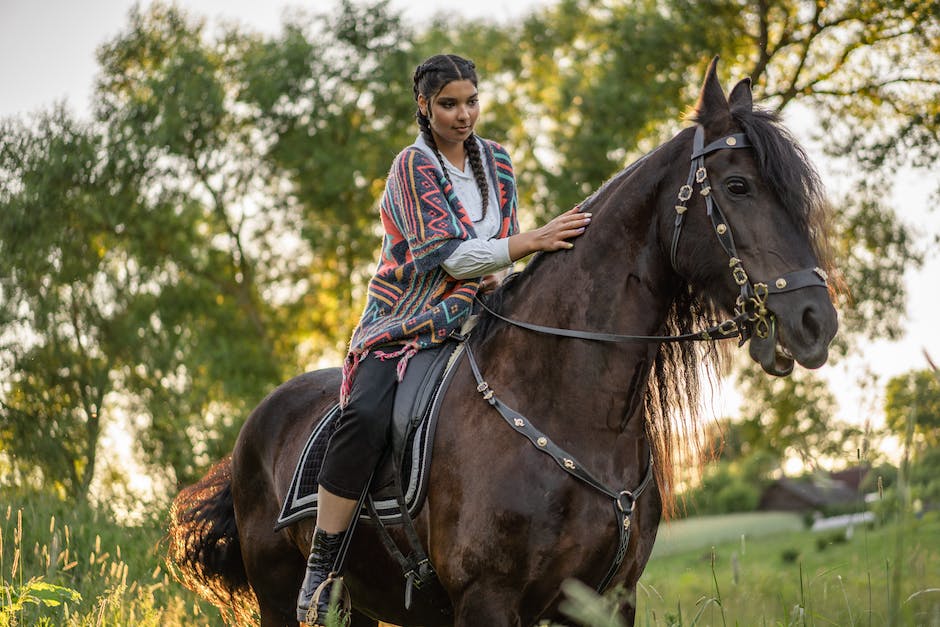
[{"xmin": 297, "ymin": 53, "xmax": 591, "ymax": 625}]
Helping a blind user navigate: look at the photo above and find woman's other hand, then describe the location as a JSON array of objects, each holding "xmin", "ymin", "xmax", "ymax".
[{"xmin": 479, "ymin": 268, "xmax": 510, "ymax": 293}]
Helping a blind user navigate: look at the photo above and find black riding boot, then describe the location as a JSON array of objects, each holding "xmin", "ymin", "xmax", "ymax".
[{"xmin": 296, "ymin": 527, "xmax": 347, "ymax": 625}]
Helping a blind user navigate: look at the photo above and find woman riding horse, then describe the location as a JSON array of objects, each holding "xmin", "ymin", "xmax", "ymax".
[{"xmin": 296, "ymin": 53, "xmax": 591, "ymax": 625}]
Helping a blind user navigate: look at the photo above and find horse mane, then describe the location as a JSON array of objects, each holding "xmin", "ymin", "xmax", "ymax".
[{"xmin": 476, "ymin": 105, "xmax": 836, "ymax": 519}]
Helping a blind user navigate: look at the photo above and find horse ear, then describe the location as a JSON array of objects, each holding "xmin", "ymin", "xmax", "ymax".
[
  {"xmin": 693, "ymin": 56, "xmax": 730, "ymax": 127},
  {"xmin": 729, "ymin": 77, "xmax": 753, "ymax": 113}
]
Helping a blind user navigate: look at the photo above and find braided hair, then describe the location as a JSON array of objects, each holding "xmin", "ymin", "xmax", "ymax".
[{"xmin": 413, "ymin": 54, "xmax": 490, "ymax": 218}]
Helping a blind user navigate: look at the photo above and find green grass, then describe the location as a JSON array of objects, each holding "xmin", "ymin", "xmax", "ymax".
[
  {"xmin": 637, "ymin": 511, "xmax": 940, "ymax": 626},
  {"xmin": 0, "ymin": 489, "xmax": 222, "ymax": 626},
  {"xmin": 4, "ymin": 487, "xmax": 939, "ymax": 626},
  {"xmin": 651, "ymin": 512, "xmax": 805, "ymax": 557}
]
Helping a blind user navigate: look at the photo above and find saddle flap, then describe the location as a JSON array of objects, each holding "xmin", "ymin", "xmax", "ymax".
[{"xmin": 390, "ymin": 340, "xmax": 462, "ymax": 455}]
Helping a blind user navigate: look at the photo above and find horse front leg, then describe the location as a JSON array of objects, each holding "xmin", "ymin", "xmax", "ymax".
[
  {"xmin": 617, "ymin": 589, "xmax": 638, "ymax": 627},
  {"xmin": 452, "ymin": 583, "xmax": 523, "ymax": 627}
]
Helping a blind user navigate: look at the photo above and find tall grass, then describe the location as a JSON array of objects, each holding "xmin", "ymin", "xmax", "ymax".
[
  {"xmin": 0, "ymin": 489, "xmax": 221, "ymax": 626},
  {"xmin": 4, "ymin": 487, "xmax": 938, "ymax": 626}
]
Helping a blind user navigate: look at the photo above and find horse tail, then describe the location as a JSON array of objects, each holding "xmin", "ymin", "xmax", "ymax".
[{"xmin": 166, "ymin": 456, "xmax": 256, "ymax": 624}]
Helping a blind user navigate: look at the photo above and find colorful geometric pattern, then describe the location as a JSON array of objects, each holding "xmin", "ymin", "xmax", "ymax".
[{"xmin": 340, "ymin": 140, "xmax": 518, "ymax": 404}]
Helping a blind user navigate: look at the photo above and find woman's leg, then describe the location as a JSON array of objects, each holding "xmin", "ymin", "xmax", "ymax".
[
  {"xmin": 314, "ymin": 486, "xmax": 358, "ymax": 533},
  {"xmin": 297, "ymin": 356, "xmax": 399, "ymax": 625}
]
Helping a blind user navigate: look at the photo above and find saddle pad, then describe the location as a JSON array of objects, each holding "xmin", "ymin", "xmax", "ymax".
[{"xmin": 274, "ymin": 344, "xmax": 464, "ymax": 530}]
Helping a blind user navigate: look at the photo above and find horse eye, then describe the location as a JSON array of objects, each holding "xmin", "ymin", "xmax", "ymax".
[{"xmin": 726, "ymin": 177, "xmax": 749, "ymax": 196}]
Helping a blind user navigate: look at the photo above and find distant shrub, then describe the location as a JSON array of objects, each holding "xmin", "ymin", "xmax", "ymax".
[
  {"xmin": 714, "ymin": 481, "xmax": 760, "ymax": 513},
  {"xmin": 815, "ymin": 529, "xmax": 848, "ymax": 551},
  {"xmin": 780, "ymin": 548, "xmax": 800, "ymax": 563}
]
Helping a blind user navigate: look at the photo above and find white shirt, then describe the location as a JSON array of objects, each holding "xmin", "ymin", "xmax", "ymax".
[{"xmin": 413, "ymin": 135, "xmax": 512, "ymax": 279}]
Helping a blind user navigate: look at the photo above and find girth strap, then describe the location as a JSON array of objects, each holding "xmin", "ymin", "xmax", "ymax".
[{"xmin": 463, "ymin": 341, "xmax": 655, "ymax": 592}]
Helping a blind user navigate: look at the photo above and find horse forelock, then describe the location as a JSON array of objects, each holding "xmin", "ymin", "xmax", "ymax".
[{"xmin": 730, "ymin": 107, "xmax": 834, "ymax": 269}]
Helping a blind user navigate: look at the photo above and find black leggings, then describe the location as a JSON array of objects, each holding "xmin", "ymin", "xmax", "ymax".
[{"xmin": 317, "ymin": 355, "xmax": 399, "ymax": 500}]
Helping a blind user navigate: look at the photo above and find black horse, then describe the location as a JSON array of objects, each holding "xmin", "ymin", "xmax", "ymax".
[{"xmin": 168, "ymin": 58, "xmax": 838, "ymax": 626}]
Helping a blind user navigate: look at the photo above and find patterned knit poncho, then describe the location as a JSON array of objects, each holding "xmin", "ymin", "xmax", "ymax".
[{"xmin": 340, "ymin": 138, "xmax": 519, "ymax": 405}]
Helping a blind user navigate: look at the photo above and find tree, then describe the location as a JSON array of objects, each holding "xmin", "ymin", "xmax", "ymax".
[
  {"xmin": 734, "ymin": 366, "xmax": 862, "ymax": 469},
  {"xmin": 0, "ymin": 108, "xmax": 150, "ymax": 499},
  {"xmin": 884, "ymin": 369, "xmax": 940, "ymax": 447},
  {"xmin": 1, "ymin": 1, "xmax": 415, "ymax": 499}
]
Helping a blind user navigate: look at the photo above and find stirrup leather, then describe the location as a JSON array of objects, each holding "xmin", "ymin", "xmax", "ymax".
[{"xmin": 303, "ymin": 572, "xmax": 351, "ymax": 626}]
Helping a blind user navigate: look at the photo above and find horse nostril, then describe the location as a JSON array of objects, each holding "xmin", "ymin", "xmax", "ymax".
[{"xmin": 802, "ymin": 303, "xmax": 822, "ymax": 341}]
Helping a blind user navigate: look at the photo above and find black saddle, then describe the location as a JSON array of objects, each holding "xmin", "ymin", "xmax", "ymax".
[{"xmin": 275, "ymin": 340, "xmax": 464, "ymax": 530}]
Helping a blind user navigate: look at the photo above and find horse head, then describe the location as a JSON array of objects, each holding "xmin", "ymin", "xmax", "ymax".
[{"xmin": 662, "ymin": 57, "xmax": 838, "ymax": 375}]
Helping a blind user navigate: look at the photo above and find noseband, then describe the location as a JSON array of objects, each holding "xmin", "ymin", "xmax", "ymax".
[{"xmin": 671, "ymin": 125, "xmax": 829, "ymax": 340}]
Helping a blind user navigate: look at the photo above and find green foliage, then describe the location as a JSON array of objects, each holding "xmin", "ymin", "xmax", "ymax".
[
  {"xmin": 723, "ymin": 367, "xmax": 862, "ymax": 478},
  {"xmin": 907, "ymin": 446, "xmax": 940, "ymax": 506},
  {"xmin": 885, "ymin": 369, "xmax": 940, "ymax": 447},
  {"xmin": 0, "ymin": 109, "xmax": 129, "ymax": 499},
  {"xmin": 829, "ymin": 185, "xmax": 923, "ymax": 348},
  {"xmin": 1, "ymin": 579, "xmax": 82, "ymax": 618},
  {"xmin": 683, "ymin": 461, "xmax": 762, "ymax": 516}
]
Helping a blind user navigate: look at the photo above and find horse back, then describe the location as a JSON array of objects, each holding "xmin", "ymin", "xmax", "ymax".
[{"xmin": 232, "ymin": 368, "xmax": 342, "ymax": 529}]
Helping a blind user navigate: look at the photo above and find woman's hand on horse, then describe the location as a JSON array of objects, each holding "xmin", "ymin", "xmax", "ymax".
[
  {"xmin": 508, "ymin": 207, "xmax": 591, "ymax": 261},
  {"xmin": 480, "ymin": 268, "xmax": 509, "ymax": 293}
]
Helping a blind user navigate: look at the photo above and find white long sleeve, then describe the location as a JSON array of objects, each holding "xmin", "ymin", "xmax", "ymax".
[{"xmin": 441, "ymin": 237, "xmax": 512, "ymax": 279}]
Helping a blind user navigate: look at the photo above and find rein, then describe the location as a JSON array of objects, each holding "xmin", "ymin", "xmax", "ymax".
[{"xmin": 475, "ymin": 295, "xmax": 746, "ymax": 343}]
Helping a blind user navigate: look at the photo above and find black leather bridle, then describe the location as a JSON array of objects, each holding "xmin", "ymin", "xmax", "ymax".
[
  {"xmin": 475, "ymin": 124, "xmax": 830, "ymax": 345},
  {"xmin": 671, "ymin": 124, "xmax": 829, "ymax": 342}
]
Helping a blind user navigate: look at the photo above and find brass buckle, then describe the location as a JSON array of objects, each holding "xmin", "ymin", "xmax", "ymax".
[{"xmin": 718, "ymin": 319, "xmax": 739, "ymax": 337}]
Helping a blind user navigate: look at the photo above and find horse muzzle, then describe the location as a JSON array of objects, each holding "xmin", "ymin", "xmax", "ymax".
[{"xmin": 749, "ymin": 288, "xmax": 838, "ymax": 376}]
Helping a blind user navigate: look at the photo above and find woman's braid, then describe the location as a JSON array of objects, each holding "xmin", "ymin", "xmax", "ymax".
[
  {"xmin": 416, "ymin": 106, "xmax": 455, "ymax": 196},
  {"xmin": 464, "ymin": 135, "xmax": 489, "ymax": 217}
]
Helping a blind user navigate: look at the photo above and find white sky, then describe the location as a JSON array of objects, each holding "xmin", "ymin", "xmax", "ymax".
[{"xmin": 1, "ymin": 0, "xmax": 938, "ymax": 437}]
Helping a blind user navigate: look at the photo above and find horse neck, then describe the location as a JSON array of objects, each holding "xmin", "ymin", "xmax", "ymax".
[{"xmin": 481, "ymin": 141, "xmax": 687, "ymax": 449}]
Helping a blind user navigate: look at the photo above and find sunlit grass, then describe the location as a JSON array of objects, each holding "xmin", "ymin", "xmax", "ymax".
[
  {"xmin": 636, "ymin": 511, "xmax": 940, "ymax": 626},
  {"xmin": 0, "ymin": 490, "xmax": 220, "ymax": 626}
]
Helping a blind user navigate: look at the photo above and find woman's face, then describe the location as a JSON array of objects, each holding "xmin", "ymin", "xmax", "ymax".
[{"xmin": 419, "ymin": 79, "xmax": 479, "ymax": 149}]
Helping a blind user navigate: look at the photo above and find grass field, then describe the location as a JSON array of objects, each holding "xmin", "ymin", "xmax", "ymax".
[
  {"xmin": 636, "ymin": 511, "xmax": 940, "ymax": 626},
  {"xmin": 3, "ymin": 489, "xmax": 938, "ymax": 626}
]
